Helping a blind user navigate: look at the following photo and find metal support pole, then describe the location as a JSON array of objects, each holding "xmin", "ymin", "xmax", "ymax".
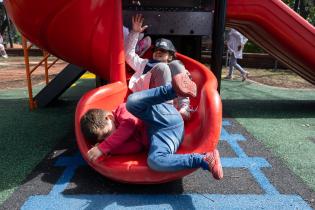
[
  {"xmin": 43, "ymin": 51, "xmax": 49, "ymax": 84},
  {"xmin": 273, "ymin": 60, "xmax": 278, "ymax": 72},
  {"xmin": 22, "ymin": 36, "xmax": 36, "ymax": 110},
  {"xmin": 211, "ymin": 0, "xmax": 227, "ymax": 93}
]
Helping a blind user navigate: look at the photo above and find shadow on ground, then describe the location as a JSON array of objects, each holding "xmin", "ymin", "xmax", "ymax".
[{"xmin": 223, "ymin": 99, "xmax": 315, "ymax": 118}]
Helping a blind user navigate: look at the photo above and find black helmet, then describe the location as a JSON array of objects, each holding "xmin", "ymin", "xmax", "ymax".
[{"xmin": 154, "ymin": 38, "xmax": 176, "ymax": 53}]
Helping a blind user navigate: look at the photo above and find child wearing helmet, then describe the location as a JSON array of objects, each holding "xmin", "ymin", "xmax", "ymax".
[
  {"xmin": 125, "ymin": 14, "xmax": 192, "ymax": 120},
  {"xmin": 123, "ymin": 14, "xmax": 223, "ymax": 180}
]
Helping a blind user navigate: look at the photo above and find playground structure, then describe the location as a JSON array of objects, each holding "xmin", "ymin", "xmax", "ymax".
[
  {"xmin": 21, "ymin": 36, "xmax": 60, "ymax": 109},
  {"xmin": 3, "ymin": 0, "xmax": 315, "ymax": 183},
  {"xmin": 226, "ymin": 0, "xmax": 315, "ymax": 85},
  {"xmin": 19, "ymin": 36, "xmax": 87, "ymax": 109}
]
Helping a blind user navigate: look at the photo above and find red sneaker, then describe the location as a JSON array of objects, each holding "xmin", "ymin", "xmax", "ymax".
[
  {"xmin": 172, "ymin": 72, "xmax": 197, "ymax": 98},
  {"xmin": 203, "ymin": 149, "xmax": 223, "ymax": 180}
]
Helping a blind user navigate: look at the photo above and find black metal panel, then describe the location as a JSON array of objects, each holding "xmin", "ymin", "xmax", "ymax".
[
  {"xmin": 148, "ymin": 35, "xmax": 202, "ymax": 61},
  {"xmin": 34, "ymin": 64, "xmax": 86, "ymax": 108},
  {"xmin": 122, "ymin": 0, "xmax": 214, "ymax": 11},
  {"xmin": 122, "ymin": 0, "xmax": 214, "ymax": 36},
  {"xmin": 123, "ymin": 11, "xmax": 213, "ymax": 36}
]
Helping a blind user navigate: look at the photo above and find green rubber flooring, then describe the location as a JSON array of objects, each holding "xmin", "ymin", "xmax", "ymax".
[{"xmin": 221, "ymin": 80, "xmax": 315, "ymax": 191}]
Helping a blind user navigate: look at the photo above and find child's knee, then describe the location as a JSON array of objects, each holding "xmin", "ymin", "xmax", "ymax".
[
  {"xmin": 126, "ymin": 94, "xmax": 139, "ymax": 113},
  {"xmin": 169, "ymin": 60, "xmax": 185, "ymax": 75},
  {"xmin": 150, "ymin": 63, "xmax": 172, "ymax": 87},
  {"xmin": 147, "ymin": 155, "xmax": 165, "ymax": 172},
  {"xmin": 151, "ymin": 63, "xmax": 171, "ymax": 75}
]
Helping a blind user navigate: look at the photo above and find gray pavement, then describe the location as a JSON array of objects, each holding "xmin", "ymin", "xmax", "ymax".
[{"xmin": 1, "ymin": 118, "xmax": 314, "ymax": 210}]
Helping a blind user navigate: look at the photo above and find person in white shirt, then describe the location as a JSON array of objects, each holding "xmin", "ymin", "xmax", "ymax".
[
  {"xmin": 226, "ymin": 28, "xmax": 248, "ymax": 81},
  {"xmin": 0, "ymin": 34, "xmax": 8, "ymax": 58},
  {"xmin": 125, "ymin": 14, "xmax": 192, "ymax": 120}
]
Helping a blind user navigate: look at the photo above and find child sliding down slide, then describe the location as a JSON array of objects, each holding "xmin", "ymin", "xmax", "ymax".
[{"xmin": 81, "ymin": 72, "xmax": 223, "ymax": 180}]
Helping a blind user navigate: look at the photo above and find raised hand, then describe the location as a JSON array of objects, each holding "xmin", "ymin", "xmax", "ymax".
[{"xmin": 132, "ymin": 14, "xmax": 148, "ymax": 33}]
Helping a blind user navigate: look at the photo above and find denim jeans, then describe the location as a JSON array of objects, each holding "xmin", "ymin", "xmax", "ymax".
[
  {"xmin": 149, "ymin": 60, "xmax": 185, "ymax": 88},
  {"xmin": 126, "ymin": 84, "xmax": 205, "ymax": 172},
  {"xmin": 228, "ymin": 54, "xmax": 246, "ymax": 76},
  {"xmin": 150, "ymin": 60, "xmax": 190, "ymax": 114}
]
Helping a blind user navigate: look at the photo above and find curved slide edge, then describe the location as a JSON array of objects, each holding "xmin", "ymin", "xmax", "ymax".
[
  {"xmin": 4, "ymin": 0, "xmax": 126, "ymax": 83},
  {"xmin": 227, "ymin": 0, "xmax": 315, "ymax": 85}
]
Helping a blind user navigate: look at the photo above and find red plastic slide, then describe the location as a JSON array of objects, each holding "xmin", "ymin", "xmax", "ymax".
[
  {"xmin": 4, "ymin": 0, "xmax": 222, "ymax": 183},
  {"xmin": 75, "ymin": 53, "xmax": 222, "ymax": 183},
  {"xmin": 226, "ymin": 0, "xmax": 315, "ymax": 85},
  {"xmin": 4, "ymin": 0, "xmax": 126, "ymax": 82}
]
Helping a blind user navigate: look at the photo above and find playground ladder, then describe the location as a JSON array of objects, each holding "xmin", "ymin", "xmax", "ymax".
[{"xmin": 22, "ymin": 36, "xmax": 60, "ymax": 110}]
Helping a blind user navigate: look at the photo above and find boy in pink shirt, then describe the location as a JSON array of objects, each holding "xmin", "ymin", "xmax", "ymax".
[{"xmin": 80, "ymin": 103, "xmax": 148, "ymax": 160}]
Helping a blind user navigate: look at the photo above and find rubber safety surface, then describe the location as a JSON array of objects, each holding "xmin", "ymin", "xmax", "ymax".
[{"xmin": 1, "ymin": 119, "xmax": 314, "ymax": 210}]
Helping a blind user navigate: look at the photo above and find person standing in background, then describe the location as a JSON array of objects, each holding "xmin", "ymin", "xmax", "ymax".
[
  {"xmin": 0, "ymin": 34, "xmax": 8, "ymax": 58},
  {"xmin": 225, "ymin": 28, "xmax": 248, "ymax": 81}
]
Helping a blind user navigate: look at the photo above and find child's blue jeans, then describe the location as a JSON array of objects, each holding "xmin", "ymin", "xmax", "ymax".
[
  {"xmin": 126, "ymin": 84, "xmax": 205, "ymax": 172},
  {"xmin": 228, "ymin": 54, "xmax": 246, "ymax": 76}
]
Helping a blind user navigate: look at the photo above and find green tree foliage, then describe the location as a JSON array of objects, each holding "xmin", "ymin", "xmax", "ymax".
[
  {"xmin": 245, "ymin": 0, "xmax": 315, "ymax": 53},
  {"xmin": 283, "ymin": 0, "xmax": 315, "ymax": 25},
  {"xmin": 244, "ymin": 41, "xmax": 265, "ymax": 53}
]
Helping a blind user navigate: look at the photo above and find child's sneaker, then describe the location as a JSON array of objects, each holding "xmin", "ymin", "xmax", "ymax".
[
  {"xmin": 172, "ymin": 72, "xmax": 197, "ymax": 98},
  {"xmin": 136, "ymin": 36, "xmax": 151, "ymax": 57},
  {"xmin": 203, "ymin": 149, "xmax": 223, "ymax": 180},
  {"xmin": 224, "ymin": 75, "xmax": 232, "ymax": 80},
  {"xmin": 242, "ymin": 72, "xmax": 249, "ymax": 81},
  {"xmin": 179, "ymin": 106, "xmax": 191, "ymax": 121}
]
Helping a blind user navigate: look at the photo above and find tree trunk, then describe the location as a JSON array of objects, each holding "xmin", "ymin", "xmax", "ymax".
[{"xmin": 294, "ymin": 0, "xmax": 300, "ymax": 11}]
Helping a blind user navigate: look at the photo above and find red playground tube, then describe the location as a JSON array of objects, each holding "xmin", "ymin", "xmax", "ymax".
[{"xmin": 75, "ymin": 53, "xmax": 222, "ymax": 184}]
